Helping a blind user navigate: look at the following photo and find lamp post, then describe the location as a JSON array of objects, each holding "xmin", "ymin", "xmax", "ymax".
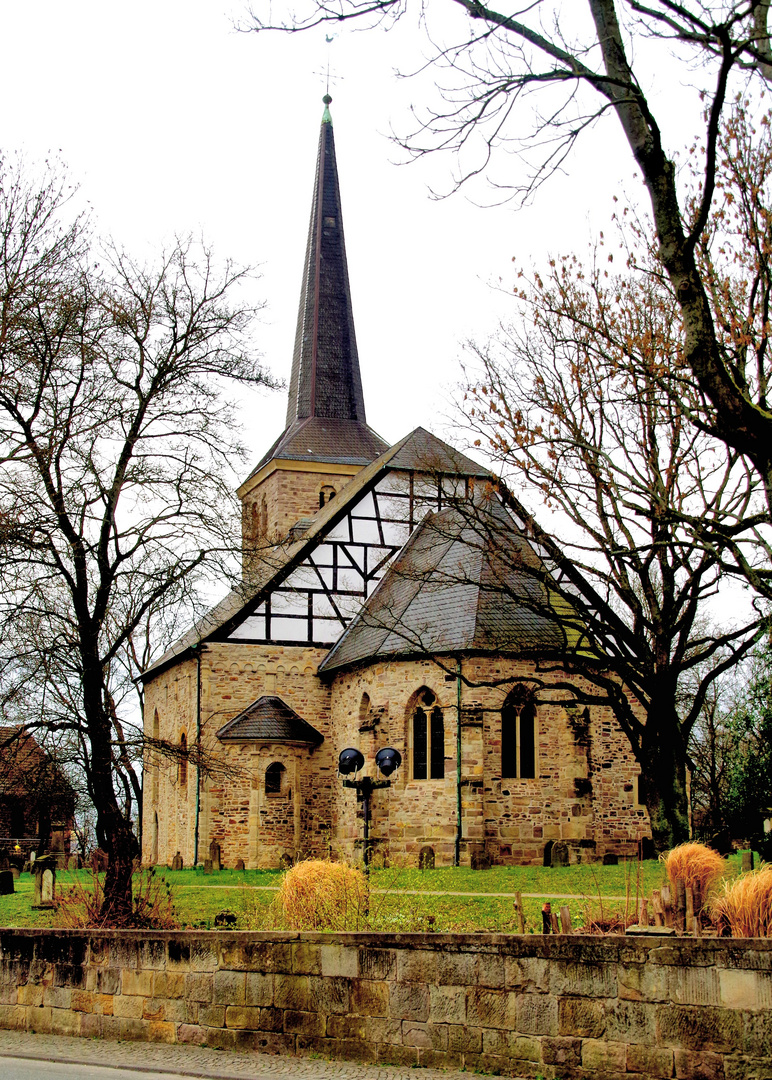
[{"xmin": 338, "ymin": 746, "xmax": 402, "ymax": 873}]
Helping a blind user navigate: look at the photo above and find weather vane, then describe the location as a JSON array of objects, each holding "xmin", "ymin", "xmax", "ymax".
[{"xmin": 313, "ymin": 32, "xmax": 342, "ymax": 98}]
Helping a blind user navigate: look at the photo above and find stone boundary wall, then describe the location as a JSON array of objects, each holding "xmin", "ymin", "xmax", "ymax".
[{"xmin": 0, "ymin": 929, "xmax": 770, "ymax": 1079}]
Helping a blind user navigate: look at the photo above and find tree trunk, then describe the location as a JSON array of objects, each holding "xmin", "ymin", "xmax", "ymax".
[
  {"xmin": 640, "ymin": 714, "xmax": 690, "ymax": 852},
  {"xmin": 81, "ymin": 645, "xmax": 138, "ymax": 923}
]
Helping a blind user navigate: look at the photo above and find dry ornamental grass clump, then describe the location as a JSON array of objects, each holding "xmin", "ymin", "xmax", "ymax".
[
  {"xmin": 662, "ymin": 842, "xmax": 726, "ymax": 897},
  {"xmin": 711, "ymin": 864, "xmax": 772, "ymax": 937},
  {"xmin": 272, "ymin": 859, "xmax": 369, "ymax": 931}
]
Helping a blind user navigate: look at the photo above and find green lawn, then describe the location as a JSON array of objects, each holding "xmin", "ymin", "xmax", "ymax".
[{"xmin": 0, "ymin": 854, "xmax": 749, "ymax": 933}]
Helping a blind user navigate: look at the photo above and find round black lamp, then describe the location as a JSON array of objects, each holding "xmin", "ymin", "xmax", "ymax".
[
  {"xmin": 338, "ymin": 747, "xmax": 365, "ymax": 776},
  {"xmin": 375, "ymin": 747, "xmax": 402, "ymax": 777}
]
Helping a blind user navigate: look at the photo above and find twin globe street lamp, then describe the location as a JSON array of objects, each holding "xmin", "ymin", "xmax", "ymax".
[{"xmin": 338, "ymin": 746, "xmax": 402, "ymax": 872}]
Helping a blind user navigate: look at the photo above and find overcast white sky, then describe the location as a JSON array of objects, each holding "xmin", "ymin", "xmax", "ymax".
[{"xmin": 1, "ymin": 2, "xmax": 678, "ymax": 477}]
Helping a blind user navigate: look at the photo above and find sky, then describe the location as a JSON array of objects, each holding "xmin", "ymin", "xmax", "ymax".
[{"xmin": 0, "ymin": 1, "xmax": 654, "ymax": 480}]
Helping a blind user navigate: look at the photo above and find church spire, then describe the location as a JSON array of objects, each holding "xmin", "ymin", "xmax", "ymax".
[
  {"xmin": 286, "ymin": 95, "xmax": 367, "ymax": 426},
  {"xmin": 238, "ymin": 99, "xmax": 388, "ymax": 508}
]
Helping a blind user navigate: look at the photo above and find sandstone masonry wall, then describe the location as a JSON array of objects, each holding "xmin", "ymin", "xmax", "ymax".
[{"xmin": 0, "ymin": 929, "xmax": 768, "ymax": 1080}]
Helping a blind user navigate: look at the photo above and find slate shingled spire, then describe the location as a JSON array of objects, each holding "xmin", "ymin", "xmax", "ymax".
[
  {"xmin": 247, "ymin": 97, "xmax": 388, "ymax": 476},
  {"xmin": 287, "ymin": 94, "xmax": 366, "ymax": 426}
]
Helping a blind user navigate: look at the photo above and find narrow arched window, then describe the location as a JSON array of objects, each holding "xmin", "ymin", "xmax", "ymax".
[
  {"xmin": 501, "ymin": 688, "xmax": 536, "ymax": 779},
  {"xmin": 179, "ymin": 732, "xmax": 188, "ymax": 787},
  {"xmin": 412, "ymin": 689, "xmax": 444, "ymax": 780},
  {"xmin": 265, "ymin": 762, "xmax": 285, "ymax": 795}
]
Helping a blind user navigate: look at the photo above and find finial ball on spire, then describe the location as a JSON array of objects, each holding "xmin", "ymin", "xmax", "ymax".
[{"xmin": 323, "ymin": 94, "xmax": 332, "ymax": 105}]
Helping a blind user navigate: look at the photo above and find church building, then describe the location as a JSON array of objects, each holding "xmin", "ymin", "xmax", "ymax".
[{"xmin": 141, "ymin": 98, "xmax": 650, "ymax": 869}]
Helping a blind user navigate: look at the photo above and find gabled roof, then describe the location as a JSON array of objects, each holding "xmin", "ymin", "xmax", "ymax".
[
  {"xmin": 318, "ymin": 499, "xmax": 563, "ymax": 674},
  {"xmin": 216, "ymin": 696, "xmax": 323, "ymax": 745},
  {"xmin": 143, "ymin": 427, "xmax": 491, "ymax": 680}
]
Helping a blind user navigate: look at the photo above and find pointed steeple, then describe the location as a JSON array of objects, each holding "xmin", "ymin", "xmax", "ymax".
[
  {"xmin": 242, "ymin": 98, "xmax": 388, "ymax": 484},
  {"xmin": 286, "ymin": 95, "xmax": 367, "ymax": 426}
]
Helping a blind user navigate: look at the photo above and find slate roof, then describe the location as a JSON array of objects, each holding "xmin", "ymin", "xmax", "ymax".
[
  {"xmin": 216, "ymin": 696, "xmax": 323, "ymax": 745},
  {"xmin": 251, "ymin": 416, "xmax": 389, "ymax": 474},
  {"xmin": 318, "ymin": 499, "xmax": 563, "ymax": 674},
  {"xmin": 143, "ymin": 428, "xmax": 492, "ymax": 680}
]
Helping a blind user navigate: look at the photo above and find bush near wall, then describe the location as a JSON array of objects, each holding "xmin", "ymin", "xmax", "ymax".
[{"xmin": 0, "ymin": 928, "xmax": 770, "ymax": 1079}]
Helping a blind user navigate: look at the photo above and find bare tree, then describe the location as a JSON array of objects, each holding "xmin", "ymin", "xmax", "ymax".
[
  {"xmin": 0, "ymin": 155, "xmax": 273, "ymax": 920},
  {"xmin": 247, "ymin": 1, "xmax": 772, "ymax": 516},
  {"xmin": 432, "ymin": 247, "xmax": 765, "ymax": 848}
]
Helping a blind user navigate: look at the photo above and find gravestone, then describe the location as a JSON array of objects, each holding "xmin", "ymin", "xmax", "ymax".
[
  {"xmin": 0, "ymin": 870, "xmax": 14, "ymax": 895},
  {"xmin": 171, "ymin": 851, "xmax": 184, "ymax": 871},
  {"xmin": 551, "ymin": 841, "xmax": 569, "ymax": 867},
  {"xmin": 235, "ymin": 859, "xmax": 245, "ymax": 871},
  {"xmin": 67, "ymin": 855, "xmax": 79, "ymax": 871},
  {"xmin": 209, "ymin": 840, "xmax": 221, "ymax": 872},
  {"xmin": 32, "ymin": 857, "xmax": 56, "ymax": 908},
  {"xmin": 471, "ymin": 848, "xmax": 491, "ymax": 870},
  {"xmin": 41, "ymin": 869, "xmax": 54, "ymax": 903},
  {"xmin": 10, "ymin": 866, "xmax": 20, "ymax": 881},
  {"xmin": 418, "ymin": 846, "xmax": 435, "ymax": 870},
  {"xmin": 543, "ymin": 841, "xmax": 554, "ymax": 867},
  {"xmin": 203, "ymin": 859, "xmax": 213, "ymax": 875},
  {"xmin": 742, "ymin": 850, "xmax": 755, "ymax": 873},
  {"xmin": 639, "ymin": 836, "xmax": 656, "ymax": 860},
  {"xmin": 49, "ymin": 824, "xmax": 67, "ymax": 870},
  {"xmin": 602, "ymin": 852, "xmax": 619, "ymax": 866}
]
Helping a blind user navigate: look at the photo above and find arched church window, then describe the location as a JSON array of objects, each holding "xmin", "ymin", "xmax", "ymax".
[
  {"xmin": 501, "ymin": 687, "xmax": 536, "ymax": 779},
  {"xmin": 359, "ymin": 692, "xmax": 371, "ymax": 727},
  {"xmin": 319, "ymin": 485, "xmax": 336, "ymax": 508},
  {"xmin": 265, "ymin": 761, "xmax": 285, "ymax": 795},
  {"xmin": 260, "ymin": 495, "xmax": 268, "ymax": 537},
  {"xmin": 412, "ymin": 689, "xmax": 444, "ymax": 780},
  {"xmin": 178, "ymin": 732, "xmax": 188, "ymax": 787}
]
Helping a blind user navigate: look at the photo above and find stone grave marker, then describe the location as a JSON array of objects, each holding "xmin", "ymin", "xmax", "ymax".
[
  {"xmin": 209, "ymin": 840, "xmax": 221, "ymax": 871},
  {"xmin": 67, "ymin": 855, "xmax": 79, "ymax": 871},
  {"xmin": 235, "ymin": 859, "xmax": 245, "ymax": 871},
  {"xmin": 551, "ymin": 841, "xmax": 569, "ymax": 867},
  {"xmin": 32, "ymin": 857, "xmax": 56, "ymax": 908},
  {"xmin": 203, "ymin": 859, "xmax": 213, "ymax": 875},
  {"xmin": 171, "ymin": 851, "xmax": 184, "ymax": 871},
  {"xmin": 418, "ymin": 845, "xmax": 435, "ymax": 870},
  {"xmin": 742, "ymin": 850, "xmax": 755, "ymax": 873},
  {"xmin": 471, "ymin": 848, "xmax": 491, "ymax": 870},
  {"xmin": 0, "ymin": 870, "xmax": 14, "ymax": 895}
]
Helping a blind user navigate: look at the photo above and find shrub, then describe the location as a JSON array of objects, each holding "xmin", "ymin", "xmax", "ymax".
[
  {"xmin": 271, "ymin": 859, "xmax": 369, "ymax": 931},
  {"xmin": 662, "ymin": 842, "xmax": 725, "ymax": 897},
  {"xmin": 711, "ymin": 863, "xmax": 772, "ymax": 937},
  {"xmin": 56, "ymin": 866, "xmax": 178, "ymax": 929}
]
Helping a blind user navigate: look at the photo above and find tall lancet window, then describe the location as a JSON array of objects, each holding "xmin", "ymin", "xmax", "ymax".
[
  {"xmin": 412, "ymin": 688, "xmax": 444, "ymax": 780},
  {"xmin": 501, "ymin": 686, "xmax": 536, "ymax": 779}
]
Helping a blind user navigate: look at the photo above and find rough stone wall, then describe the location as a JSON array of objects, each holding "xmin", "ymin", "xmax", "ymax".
[
  {"xmin": 143, "ymin": 644, "xmax": 334, "ymax": 870},
  {"xmin": 241, "ymin": 465, "xmax": 360, "ymax": 555},
  {"xmin": 141, "ymin": 657, "xmax": 198, "ymax": 869},
  {"xmin": 1, "ymin": 928, "xmax": 770, "ymax": 1080},
  {"xmin": 328, "ymin": 657, "xmax": 650, "ymax": 867}
]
